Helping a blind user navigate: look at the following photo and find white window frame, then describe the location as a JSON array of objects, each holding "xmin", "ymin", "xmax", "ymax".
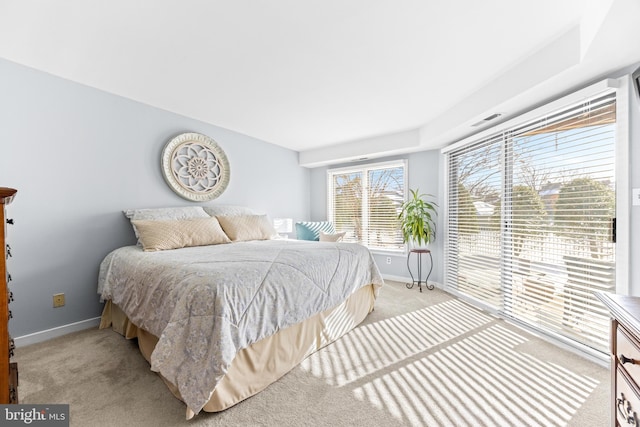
[
  {"xmin": 327, "ymin": 159, "xmax": 408, "ymax": 252},
  {"xmin": 443, "ymin": 78, "xmax": 629, "ymax": 297},
  {"xmin": 441, "ymin": 77, "xmax": 630, "ymax": 360}
]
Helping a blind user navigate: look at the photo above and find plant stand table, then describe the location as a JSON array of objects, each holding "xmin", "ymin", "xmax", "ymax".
[{"xmin": 406, "ymin": 249, "xmax": 434, "ymax": 292}]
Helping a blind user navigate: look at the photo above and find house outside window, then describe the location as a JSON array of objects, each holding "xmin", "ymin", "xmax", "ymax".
[{"xmin": 327, "ymin": 160, "xmax": 407, "ymax": 252}]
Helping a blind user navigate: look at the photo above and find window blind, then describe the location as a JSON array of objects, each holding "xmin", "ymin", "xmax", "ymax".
[
  {"xmin": 328, "ymin": 160, "xmax": 406, "ymax": 251},
  {"xmin": 447, "ymin": 133, "xmax": 504, "ymax": 308},
  {"xmin": 446, "ymin": 91, "xmax": 616, "ymax": 353}
]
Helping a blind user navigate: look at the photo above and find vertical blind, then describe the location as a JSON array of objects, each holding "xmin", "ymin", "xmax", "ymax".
[
  {"xmin": 446, "ymin": 91, "xmax": 616, "ymax": 353},
  {"xmin": 327, "ymin": 160, "xmax": 406, "ymax": 251}
]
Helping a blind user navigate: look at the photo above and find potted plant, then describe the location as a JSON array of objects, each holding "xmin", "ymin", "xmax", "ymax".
[{"xmin": 398, "ymin": 188, "xmax": 438, "ymax": 248}]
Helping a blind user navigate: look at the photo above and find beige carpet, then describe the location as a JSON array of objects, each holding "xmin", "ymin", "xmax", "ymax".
[{"xmin": 15, "ymin": 281, "xmax": 609, "ymax": 426}]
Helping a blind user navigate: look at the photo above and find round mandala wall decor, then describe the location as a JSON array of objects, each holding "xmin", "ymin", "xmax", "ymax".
[{"xmin": 161, "ymin": 132, "xmax": 230, "ymax": 201}]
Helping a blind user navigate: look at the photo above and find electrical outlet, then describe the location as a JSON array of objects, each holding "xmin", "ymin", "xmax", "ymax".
[
  {"xmin": 53, "ymin": 293, "xmax": 65, "ymax": 308},
  {"xmin": 386, "ymin": 257, "xmax": 392, "ymax": 265}
]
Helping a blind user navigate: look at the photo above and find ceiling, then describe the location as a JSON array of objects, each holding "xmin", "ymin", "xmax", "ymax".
[{"xmin": 1, "ymin": 0, "xmax": 639, "ymax": 166}]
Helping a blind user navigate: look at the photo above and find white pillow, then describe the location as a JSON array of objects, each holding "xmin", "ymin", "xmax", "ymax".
[
  {"xmin": 123, "ymin": 206, "xmax": 209, "ymax": 221},
  {"xmin": 202, "ymin": 205, "xmax": 258, "ymax": 217},
  {"xmin": 319, "ymin": 231, "xmax": 346, "ymax": 242}
]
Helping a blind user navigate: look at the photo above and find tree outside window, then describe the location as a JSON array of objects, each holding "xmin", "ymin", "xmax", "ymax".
[{"xmin": 328, "ymin": 161, "xmax": 406, "ymax": 251}]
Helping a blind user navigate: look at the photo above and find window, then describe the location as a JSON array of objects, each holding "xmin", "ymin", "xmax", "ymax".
[
  {"xmin": 327, "ymin": 160, "xmax": 407, "ymax": 251},
  {"xmin": 444, "ymin": 86, "xmax": 618, "ymax": 354}
]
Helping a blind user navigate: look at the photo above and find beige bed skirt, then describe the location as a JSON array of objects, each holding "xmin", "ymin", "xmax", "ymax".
[{"xmin": 100, "ymin": 284, "xmax": 377, "ymax": 415}]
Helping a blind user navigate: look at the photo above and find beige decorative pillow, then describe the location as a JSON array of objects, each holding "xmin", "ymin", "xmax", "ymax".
[
  {"xmin": 319, "ymin": 231, "xmax": 346, "ymax": 242},
  {"xmin": 124, "ymin": 206, "xmax": 210, "ymax": 244},
  {"xmin": 131, "ymin": 217, "xmax": 231, "ymax": 251},
  {"xmin": 217, "ymin": 215, "xmax": 277, "ymax": 242}
]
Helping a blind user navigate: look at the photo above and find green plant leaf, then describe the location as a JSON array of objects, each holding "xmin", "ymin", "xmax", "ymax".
[{"xmin": 398, "ymin": 188, "xmax": 438, "ymax": 245}]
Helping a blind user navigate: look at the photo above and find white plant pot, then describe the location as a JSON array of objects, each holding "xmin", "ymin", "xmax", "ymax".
[{"xmin": 408, "ymin": 238, "xmax": 430, "ymax": 251}]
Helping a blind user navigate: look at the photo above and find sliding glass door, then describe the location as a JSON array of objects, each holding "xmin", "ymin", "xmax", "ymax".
[{"xmin": 446, "ymin": 91, "xmax": 617, "ymax": 353}]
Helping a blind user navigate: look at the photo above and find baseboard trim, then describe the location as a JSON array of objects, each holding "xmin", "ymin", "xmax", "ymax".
[
  {"xmin": 382, "ymin": 274, "xmax": 410, "ymax": 283},
  {"xmin": 14, "ymin": 317, "xmax": 101, "ymax": 348},
  {"xmin": 382, "ymin": 274, "xmax": 442, "ymax": 289}
]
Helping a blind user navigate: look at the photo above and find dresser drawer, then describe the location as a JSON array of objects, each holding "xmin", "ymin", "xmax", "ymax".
[
  {"xmin": 618, "ymin": 326, "xmax": 640, "ymax": 380},
  {"xmin": 617, "ymin": 367, "xmax": 640, "ymax": 426}
]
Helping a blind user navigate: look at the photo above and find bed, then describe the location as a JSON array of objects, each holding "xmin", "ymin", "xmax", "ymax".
[{"xmin": 97, "ymin": 207, "xmax": 384, "ymax": 419}]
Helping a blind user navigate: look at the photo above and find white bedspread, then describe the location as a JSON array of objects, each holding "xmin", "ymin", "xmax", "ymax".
[{"xmin": 97, "ymin": 239, "xmax": 383, "ymax": 415}]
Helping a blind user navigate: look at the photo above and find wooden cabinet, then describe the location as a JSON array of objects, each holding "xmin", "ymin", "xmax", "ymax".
[
  {"xmin": 596, "ymin": 292, "xmax": 640, "ymax": 426},
  {"xmin": 0, "ymin": 187, "xmax": 17, "ymax": 403}
]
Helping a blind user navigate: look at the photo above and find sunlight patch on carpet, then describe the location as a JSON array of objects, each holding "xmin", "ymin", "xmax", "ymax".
[
  {"xmin": 352, "ymin": 324, "xmax": 599, "ymax": 427},
  {"xmin": 300, "ymin": 299, "xmax": 495, "ymax": 386}
]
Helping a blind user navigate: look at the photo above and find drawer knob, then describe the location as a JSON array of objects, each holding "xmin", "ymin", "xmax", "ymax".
[
  {"xmin": 620, "ymin": 354, "xmax": 638, "ymax": 365},
  {"xmin": 6, "ymin": 218, "xmax": 13, "ymax": 225}
]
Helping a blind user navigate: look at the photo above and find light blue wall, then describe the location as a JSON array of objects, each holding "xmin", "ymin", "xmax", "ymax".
[
  {"xmin": 0, "ymin": 58, "xmax": 310, "ymax": 337},
  {"xmin": 3, "ymin": 55, "xmax": 640, "ymax": 341},
  {"xmin": 309, "ymin": 150, "xmax": 443, "ymax": 285}
]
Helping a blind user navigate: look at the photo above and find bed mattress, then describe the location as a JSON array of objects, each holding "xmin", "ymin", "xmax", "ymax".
[
  {"xmin": 101, "ymin": 283, "xmax": 375, "ymax": 416},
  {"xmin": 98, "ymin": 239, "xmax": 383, "ymax": 416}
]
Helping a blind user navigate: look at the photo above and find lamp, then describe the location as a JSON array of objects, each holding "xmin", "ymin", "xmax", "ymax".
[{"xmin": 273, "ymin": 218, "xmax": 293, "ymax": 238}]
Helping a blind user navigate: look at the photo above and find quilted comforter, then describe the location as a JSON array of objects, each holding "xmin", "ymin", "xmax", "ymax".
[{"xmin": 97, "ymin": 239, "xmax": 383, "ymax": 415}]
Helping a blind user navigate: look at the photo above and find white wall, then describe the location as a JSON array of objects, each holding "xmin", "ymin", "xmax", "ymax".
[
  {"xmin": 628, "ymin": 69, "xmax": 640, "ymax": 295},
  {"xmin": 0, "ymin": 58, "xmax": 310, "ymax": 338}
]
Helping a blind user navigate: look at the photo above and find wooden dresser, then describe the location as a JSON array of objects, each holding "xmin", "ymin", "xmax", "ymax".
[
  {"xmin": 0, "ymin": 187, "xmax": 17, "ymax": 403},
  {"xmin": 597, "ymin": 292, "xmax": 640, "ymax": 426}
]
